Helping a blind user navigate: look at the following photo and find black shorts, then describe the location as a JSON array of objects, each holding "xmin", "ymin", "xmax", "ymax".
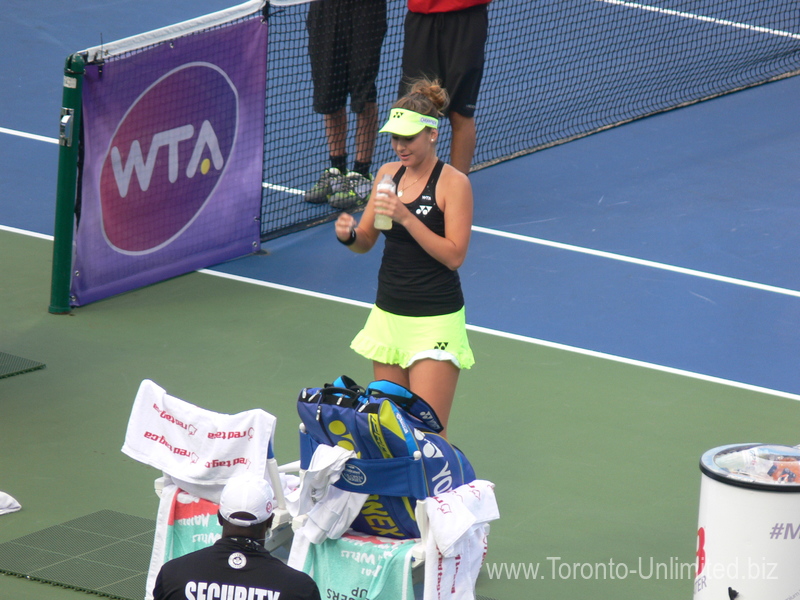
[
  {"xmin": 401, "ymin": 4, "xmax": 488, "ymax": 118},
  {"xmin": 307, "ymin": 0, "xmax": 387, "ymax": 114}
]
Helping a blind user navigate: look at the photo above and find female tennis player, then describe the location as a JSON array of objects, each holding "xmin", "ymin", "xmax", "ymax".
[{"xmin": 335, "ymin": 78, "xmax": 474, "ymax": 435}]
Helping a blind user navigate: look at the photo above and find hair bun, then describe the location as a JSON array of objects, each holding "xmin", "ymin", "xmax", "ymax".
[{"xmin": 400, "ymin": 77, "xmax": 450, "ymax": 117}]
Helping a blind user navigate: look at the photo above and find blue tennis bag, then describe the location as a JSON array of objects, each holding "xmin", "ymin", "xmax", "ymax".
[{"xmin": 297, "ymin": 376, "xmax": 476, "ymax": 539}]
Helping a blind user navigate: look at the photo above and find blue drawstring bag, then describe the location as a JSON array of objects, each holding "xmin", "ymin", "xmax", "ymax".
[{"xmin": 297, "ymin": 377, "xmax": 475, "ymax": 539}]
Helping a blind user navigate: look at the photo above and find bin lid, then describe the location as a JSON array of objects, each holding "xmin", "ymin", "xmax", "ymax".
[{"xmin": 700, "ymin": 443, "xmax": 800, "ymax": 492}]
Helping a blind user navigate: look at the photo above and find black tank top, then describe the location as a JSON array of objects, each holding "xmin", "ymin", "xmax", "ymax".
[{"xmin": 375, "ymin": 159, "xmax": 465, "ymax": 317}]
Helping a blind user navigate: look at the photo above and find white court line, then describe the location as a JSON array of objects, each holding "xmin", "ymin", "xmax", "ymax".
[
  {"xmin": 597, "ymin": 0, "xmax": 800, "ymax": 40},
  {"xmin": 1, "ymin": 132, "xmax": 796, "ymax": 299},
  {"xmin": 200, "ymin": 268, "xmax": 800, "ymax": 403},
  {"xmin": 1, "ymin": 126, "xmax": 305, "ymax": 196},
  {"xmin": 472, "ymin": 225, "xmax": 800, "ymax": 299},
  {"xmin": 0, "ymin": 224, "xmax": 54, "ymax": 240},
  {"xmin": 0, "ymin": 127, "xmax": 59, "ymax": 144},
  {"xmin": 3, "ymin": 121, "xmax": 797, "ymax": 395},
  {"xmin": 263, "ymin": 181, "xmax": 305, "ymax": 195},
  {"xmin": 1, "ymin": 224, "xmax": 794, "ymax": 400},
  {"xmin": 199, "ymin": 268, "xmax": 373, "ymax": 308}
]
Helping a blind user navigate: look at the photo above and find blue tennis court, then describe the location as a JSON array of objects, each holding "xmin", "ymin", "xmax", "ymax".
[
  {"xmin": 2, "ymin": 2, "xmax": 800, "ymax": 600},
  {"xmin": 213, "ymin": 70, "xmax": 800, "ymax": 397}
]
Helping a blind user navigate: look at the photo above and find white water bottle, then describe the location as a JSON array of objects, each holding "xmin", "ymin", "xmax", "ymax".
[{"xmin": 374, "ymin": 173, "xmax": 394, "ymax": 231}]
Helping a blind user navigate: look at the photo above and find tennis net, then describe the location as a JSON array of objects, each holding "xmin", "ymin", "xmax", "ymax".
[
  {"xmin": 72, "ymin": 0, "xmax": 800, "ymax": 243},
  {"xmin": 51, "ymin": 0, "xmax": 800, "ymax": 308},
  {"xmin": 262, "ymin": 0, "xmax": 800, "ymax": 238}
]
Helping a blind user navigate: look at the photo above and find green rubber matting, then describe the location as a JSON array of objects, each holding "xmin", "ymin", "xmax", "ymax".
[
  {"xmin": 0, "ymin": 510, "xmax": 154, "ymax": 600},
  {"xmin": 0, "ymin": 511, "xmax": 501, "ymax": 600},
  {"xmin": 0, "ymin": 352, "xmax": 45, "ymax": 379}
]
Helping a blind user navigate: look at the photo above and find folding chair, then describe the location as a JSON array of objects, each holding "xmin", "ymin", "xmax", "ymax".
[
  {"xmin": 288, "ymin": 378, "xmax": 490, "ymax": 599},
  {"xmin": 121, "ymin": 379, "xmax": 300, "ymax": 599},
  {"xmin": 290, "ymin": 423, "xmax": 498, "ymax": 600}
]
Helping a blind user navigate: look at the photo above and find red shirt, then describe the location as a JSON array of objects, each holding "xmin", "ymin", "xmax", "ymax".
[{"xmin": 408, "ymin": 0, "xmax": 491, "ymax": 14}]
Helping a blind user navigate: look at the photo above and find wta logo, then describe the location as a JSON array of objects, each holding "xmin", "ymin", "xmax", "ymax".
[{"xmin": 99, "ymin": 62, "xmax": 238, "ymax": 253}]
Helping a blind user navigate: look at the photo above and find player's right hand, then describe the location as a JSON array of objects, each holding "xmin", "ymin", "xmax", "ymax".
[{"xmin": 335, "ymin": 212, "xmax": 357, "ymax": 242}]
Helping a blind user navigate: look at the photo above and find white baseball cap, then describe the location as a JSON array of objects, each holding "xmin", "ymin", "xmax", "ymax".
[{"xmin": 218, "ymin": 476, "xmax": 275, "ymax": 527}]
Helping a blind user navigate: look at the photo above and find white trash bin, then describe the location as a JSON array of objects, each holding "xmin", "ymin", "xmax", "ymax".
[{"xmin": 694, "ymin": 443, "xmax": 800, "ymax": 599}]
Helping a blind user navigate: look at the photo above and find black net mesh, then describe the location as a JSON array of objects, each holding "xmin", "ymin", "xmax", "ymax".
[{"xmin": 259, "ymin": 0, "xmax": 800, "ymax": 239}]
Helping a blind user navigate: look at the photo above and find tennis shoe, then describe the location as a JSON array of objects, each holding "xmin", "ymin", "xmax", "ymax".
[
  {"xmin": 304, "ymin": 168, "xmax": 345, "ymax": 204},
  {"xmin": 329, "ymin": 172, "xmax": 373, "ymax": 209}
]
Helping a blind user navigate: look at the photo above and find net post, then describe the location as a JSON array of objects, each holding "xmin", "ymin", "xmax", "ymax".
[{"xmin": 49, "ymin": 53, "xmax": 85, "ymax": 314}]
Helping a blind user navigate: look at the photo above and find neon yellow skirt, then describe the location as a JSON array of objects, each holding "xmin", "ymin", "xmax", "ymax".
[{"xmin": 351, "ymin": 305, "xmax": 475, "ymax": 370}]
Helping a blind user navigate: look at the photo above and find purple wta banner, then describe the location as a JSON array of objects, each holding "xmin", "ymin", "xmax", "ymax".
[{"xmin": 72, "ymin": 16, "xmax": 267, "ymax": 306}]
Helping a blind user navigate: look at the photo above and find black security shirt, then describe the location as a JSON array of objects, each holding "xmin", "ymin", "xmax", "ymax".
[{"xmin": 153, "ymin": 537, "xmax": 321, "ymax": 600}]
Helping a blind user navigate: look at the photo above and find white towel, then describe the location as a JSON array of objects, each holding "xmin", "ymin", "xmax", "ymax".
[
  {"xmin": 146, "ymin": 482, "xmax": 179, "ymax": 600},
  {"xmin": 286, "ymin": 445, "xmax": 359, "ymax": 517},
  {"xmin": 288, "ymin": 527, "xmax": 313, "ymax": 571},
  {"xmin": 286, "ymin": 445, "xmax": 369, "ymax": 567},
  {"xmin": 418, "ymin": 480, "xmax": 499, "ymax": 600},
  {"xmin": 302, "ymin": 485, "xmax": 369, "ymax": 544},
  {"xmin": 146, "ymin": 482, "xmax": 224, "ymax": 600},
  {"xmin": 0, "ymin": 492, "xmax": 21, "ymax": 516},
  {"xmin": 122, "ymin": 379, "xmax": 276, "ymax": 485}
]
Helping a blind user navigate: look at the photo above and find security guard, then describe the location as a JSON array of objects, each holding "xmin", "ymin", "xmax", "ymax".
[{"xmin": 153, "ymin": 475, "xmax": 320, "ymax": 600}]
